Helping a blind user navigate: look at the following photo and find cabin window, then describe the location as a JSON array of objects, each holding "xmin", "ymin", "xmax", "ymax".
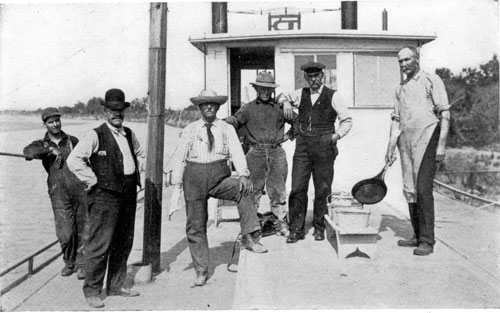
[
  {"xmin": 353, "ymin": 53, "xmax": 400, "ymax": 107},
  {"xmin": 294, "ymin": 54, "xmax": 337, "ymax": 90}
]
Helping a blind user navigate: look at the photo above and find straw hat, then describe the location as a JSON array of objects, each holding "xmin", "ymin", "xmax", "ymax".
[{"xmin": 190, "ymin": 89, "xmax": 228, "ymax": 106}]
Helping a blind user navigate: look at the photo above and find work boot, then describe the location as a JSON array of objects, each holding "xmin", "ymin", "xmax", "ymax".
[
  {"xmin": 413, "ymin": 242, "xmax": 434, "ymax": 256},
  {"xmin": 76, "ymin": 267, "xmax": 86, "ymax": 280},
  {"xmin": 86, "ymin": 296, "xmax": 104, "ymax": 308},
  {"xmin": 61, "ymin": 264, "xmax": 75, "ymax": 276},
  {"xmin": 398, "ymin": 237, "xmax": 418, "ymax": 247},
  {"xmin": 313, "ymin": 228, "xmax": 325, "ymax": 241},
  {"xmin": 194, "ymin": 272, "xmax": 207, "ymax": 286},
  {"xmin": 276, "ymin": 220, "xmax": 290, "ymax": 237},
  {"xmin": 241, "ymin": 231, "xmax": 268, "ymax": 253},
  {"xmin": 107, "ymin": 288, "xmax": 140, "ymax": 297},
  {"xmin": 286, "ymin": 231, "xmax": 305, "ymax": 243}
]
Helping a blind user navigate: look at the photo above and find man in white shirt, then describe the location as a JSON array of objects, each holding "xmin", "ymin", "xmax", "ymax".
[
  {"xmin": 68, "ymin": 88, "xmax": 145, "ymax": 308},
  {"xmin": 169, "ymin": 89, "xmax": 267, "ymax": 287},
  {"xmin": 280, "ymin": 61, "xmax": 352, "ymax": 243}
]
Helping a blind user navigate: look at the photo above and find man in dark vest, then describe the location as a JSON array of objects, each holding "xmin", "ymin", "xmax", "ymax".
[
  {"xmin": 280, "ymin": 62, "xmax": 352, "ymax": 243},
  {"xmin": 68, "ymin": 88, "xmax": 145, "ymax": 308}
]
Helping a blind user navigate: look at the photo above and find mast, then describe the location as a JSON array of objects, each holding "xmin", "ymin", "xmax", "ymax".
[{"xmin": 143, "ymin": 2, "xmax": 167, "ymax": 274}]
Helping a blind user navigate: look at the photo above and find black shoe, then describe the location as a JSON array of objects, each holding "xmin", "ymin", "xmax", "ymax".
[
  {"xmin": 413, "ymin": 243, "xmax": 433, "ymax": 256},
  {"xmin": 286, "ymin": 232, "xmax": 305, "ymax": 243},
  {"xmin": 313, "ymin": 229, "xmax": 325, "ymax": 241},
  {"xmin": 398, "ymin": 237, "xmax": 418, "ymax": 247},
  {"xmin": 61, "ymin": 265, "xmax": 75, "ymax": 276}
]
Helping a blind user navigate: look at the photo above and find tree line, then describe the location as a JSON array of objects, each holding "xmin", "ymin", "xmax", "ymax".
[
  {"xmin": 436, "ymin": 54, "xmax": 499, "ymax": 149},
  {"xmin": 3, "ymin": 55, "xmax": 498, "ymax": 148}
]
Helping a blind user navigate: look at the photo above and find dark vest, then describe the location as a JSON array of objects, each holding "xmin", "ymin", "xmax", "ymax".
[
  {"xmin": 89, "ymin": 123, "xmax": 140, "ymax": 193},
  {"xmin": 297, "ymin": 86, "xmax": 337, "ymax": 137}
]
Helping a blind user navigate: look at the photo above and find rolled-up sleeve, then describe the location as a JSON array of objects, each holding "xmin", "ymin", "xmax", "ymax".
[
  {"xmin": 277, "ymin": 89, "xmax": 302, "ymax": 108},
  {"xmin": 429, "ymin": 73, "xmax": 450, "ymax": 113},
  {"xmin": 331, "ymin": 92, "xmax": 352, "ymax": 139},
  {"xmin": 390, "ymin": 86, "xmax": 401, "ymax": 122},
  {"xmin": 67, "ymin": 130, "xmax": 99, "ymax": 187}
]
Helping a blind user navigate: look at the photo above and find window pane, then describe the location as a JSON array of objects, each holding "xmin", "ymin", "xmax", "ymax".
[
  {"xmin": 354, "ymin": 54, "xmax": 400, "ymax": 107},
  {"xmin": 294, "ymin": 55, "xmax": 314, "ymax": 89},
  {"xmin": 318, "ymin": 55, "xmax": 337, "ymax": 90}
]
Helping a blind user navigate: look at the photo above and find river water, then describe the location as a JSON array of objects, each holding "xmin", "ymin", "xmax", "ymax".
[{"xmin": 0, "ymin": 114, "xmax": 181, "ymax": 274}]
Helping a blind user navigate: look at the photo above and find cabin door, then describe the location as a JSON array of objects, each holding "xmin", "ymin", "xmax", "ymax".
[{"xmin": 228, "ymin": 47, "xmax": 275, "ymax": 116}]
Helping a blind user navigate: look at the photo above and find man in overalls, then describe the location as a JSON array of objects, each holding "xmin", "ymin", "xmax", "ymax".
[
  {"xmin": 385, "ymin": 46, "xmax": 451, "ymax": 256},
  {"xmin": 23, "ymin": 108, "xmax": 87, "ymax": 279}
]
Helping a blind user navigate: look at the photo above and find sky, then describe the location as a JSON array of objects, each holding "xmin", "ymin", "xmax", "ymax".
[{"xmin": 0, "ymin": 0, "xmax": 498, "ymax": 111}]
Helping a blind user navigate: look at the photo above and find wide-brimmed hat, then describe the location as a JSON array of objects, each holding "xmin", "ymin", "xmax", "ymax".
[
  {"xmin": 100, "ymin": 88, "xmax": 130, "ymax": 110},
  {"xmin": 190, "ymin": 89, "xmax": 228, "ymax": 106},
  {"xmin": 300, "ymin": 61, "xmax": 326, "ymax": 73},
  {"xmin": 41, "ymin": 107, "xmax": 61, "ymax": 122},
  {"xmin": 250, "ymin": 71, "xmax": 279, "ymax": 88}
]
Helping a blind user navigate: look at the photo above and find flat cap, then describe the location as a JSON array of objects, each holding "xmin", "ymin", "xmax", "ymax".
[
  {"xmin": 41, "ymin": 107, "xmax": 61, "ymax": 122},
  {"xmin": 300, "ymin": 61, "xmax": 326, "ymax": 73}
]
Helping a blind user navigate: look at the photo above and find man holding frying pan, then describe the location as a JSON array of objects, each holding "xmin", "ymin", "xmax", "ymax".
[{"xmin": 385, "ymin": 46, "xmax": 451, "ymax": 256}]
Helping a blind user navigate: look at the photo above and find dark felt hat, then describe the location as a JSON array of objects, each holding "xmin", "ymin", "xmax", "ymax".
[
  {"xmin": 41, "ymin": 107, "xmax": 61, "ymax": 122},
  {"xmin": 250, "ymin": 71, "xmax": 279, "ymax": 88},
  {"xmin": 300, "ymin": 61, "xmax": 326, "ymax": 73},
  {"xmin": 100, "ymin": 88, "xmax": 130, "ymax": 110},
  {"xmin": 190, "ymin": 89, "xmax": 228, "ymax": 106}
]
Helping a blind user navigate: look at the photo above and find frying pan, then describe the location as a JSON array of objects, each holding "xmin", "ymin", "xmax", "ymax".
[{"xmin": 351, "ymin": 162, "xmax": 391, "ymax": 205}]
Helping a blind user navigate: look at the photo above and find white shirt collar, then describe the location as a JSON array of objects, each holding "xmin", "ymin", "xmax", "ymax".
[{"xmin": 106, "ymin": 121, "xmax": 126, "ymax": 136}]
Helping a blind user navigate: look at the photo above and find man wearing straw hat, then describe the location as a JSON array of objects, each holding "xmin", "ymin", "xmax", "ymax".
[
  {"xmin": 169, "ymin": 89, "xmax": 267, "ymax": 287},
  {"xmin": 68, "ymin": 88, "xmax": 145, "ymax": 308},
  {"xmin": 224, "ymin": 71, "xmax": 291, "ymax": 236},
  {"xmin": 23, "ymin": 107, "xmax": 87, "ymax": 279},
  {"xmin": 280, "ymin": 61, "xmax": 352, "ymax": 243}
]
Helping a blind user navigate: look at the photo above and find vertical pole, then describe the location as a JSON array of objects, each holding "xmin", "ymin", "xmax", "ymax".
[{"xmin": 143, "ymin": 2, "xmax": 167, "ymax": 274}]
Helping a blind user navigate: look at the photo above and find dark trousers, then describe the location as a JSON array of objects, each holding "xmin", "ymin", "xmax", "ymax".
[
  {"xmin": 83, "ymin": 176, "xmax": 137, "ymax": 298},
  {"xmin": 183, "ymin": 160, "xmax": 260, "ymax": 275},
  {"xmin": 49, "ymin": 181, "xmax": 87, "ymax": 268},
  {"xmin": 288, "ymin": 134, "xmax": 337, "ymax": 234},
  {"xmin": 410, "ymin": 125, "xmax": 440, "ymax": 246}
]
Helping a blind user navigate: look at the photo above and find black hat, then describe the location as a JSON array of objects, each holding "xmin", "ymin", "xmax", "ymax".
[
  {"xmin": 100, "ymin": 88, "xmax": 130, "ymax": 110},
  {"xmin": 300, "ymin": 61, "xmax": 326, "ymax": 73},
  {"xmin": 41, "ymin": 107, "xmax": 61, "ymax": 122}
]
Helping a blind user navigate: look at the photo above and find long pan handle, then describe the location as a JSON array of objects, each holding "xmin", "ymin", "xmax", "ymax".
[
  {"xmin": 378, "ymin": 161, "xmax": 392, "ymax": 181},
  {"xmin": 0, "ymin": 152, "xmax": 34, "ymax": 160}
]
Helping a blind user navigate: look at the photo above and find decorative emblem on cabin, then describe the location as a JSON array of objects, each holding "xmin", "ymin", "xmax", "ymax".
[{"xmin": 268, "ymin": 12, "xmax": 301, "ymax": 31}]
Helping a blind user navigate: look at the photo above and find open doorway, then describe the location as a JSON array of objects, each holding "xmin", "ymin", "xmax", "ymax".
[{"xmin": 229, "ymin": 47, "xmax": 275, "ymax": 115}]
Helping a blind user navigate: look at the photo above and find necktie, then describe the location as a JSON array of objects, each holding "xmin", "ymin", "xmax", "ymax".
[{"xmin": 205, "ymin": 123, "xmax": 214, "ymax": 151}]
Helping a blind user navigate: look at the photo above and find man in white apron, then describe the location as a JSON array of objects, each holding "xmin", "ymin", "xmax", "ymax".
[{"xmin": 385, "ymin": 46, "xmax": 451, "ymax": 256}]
